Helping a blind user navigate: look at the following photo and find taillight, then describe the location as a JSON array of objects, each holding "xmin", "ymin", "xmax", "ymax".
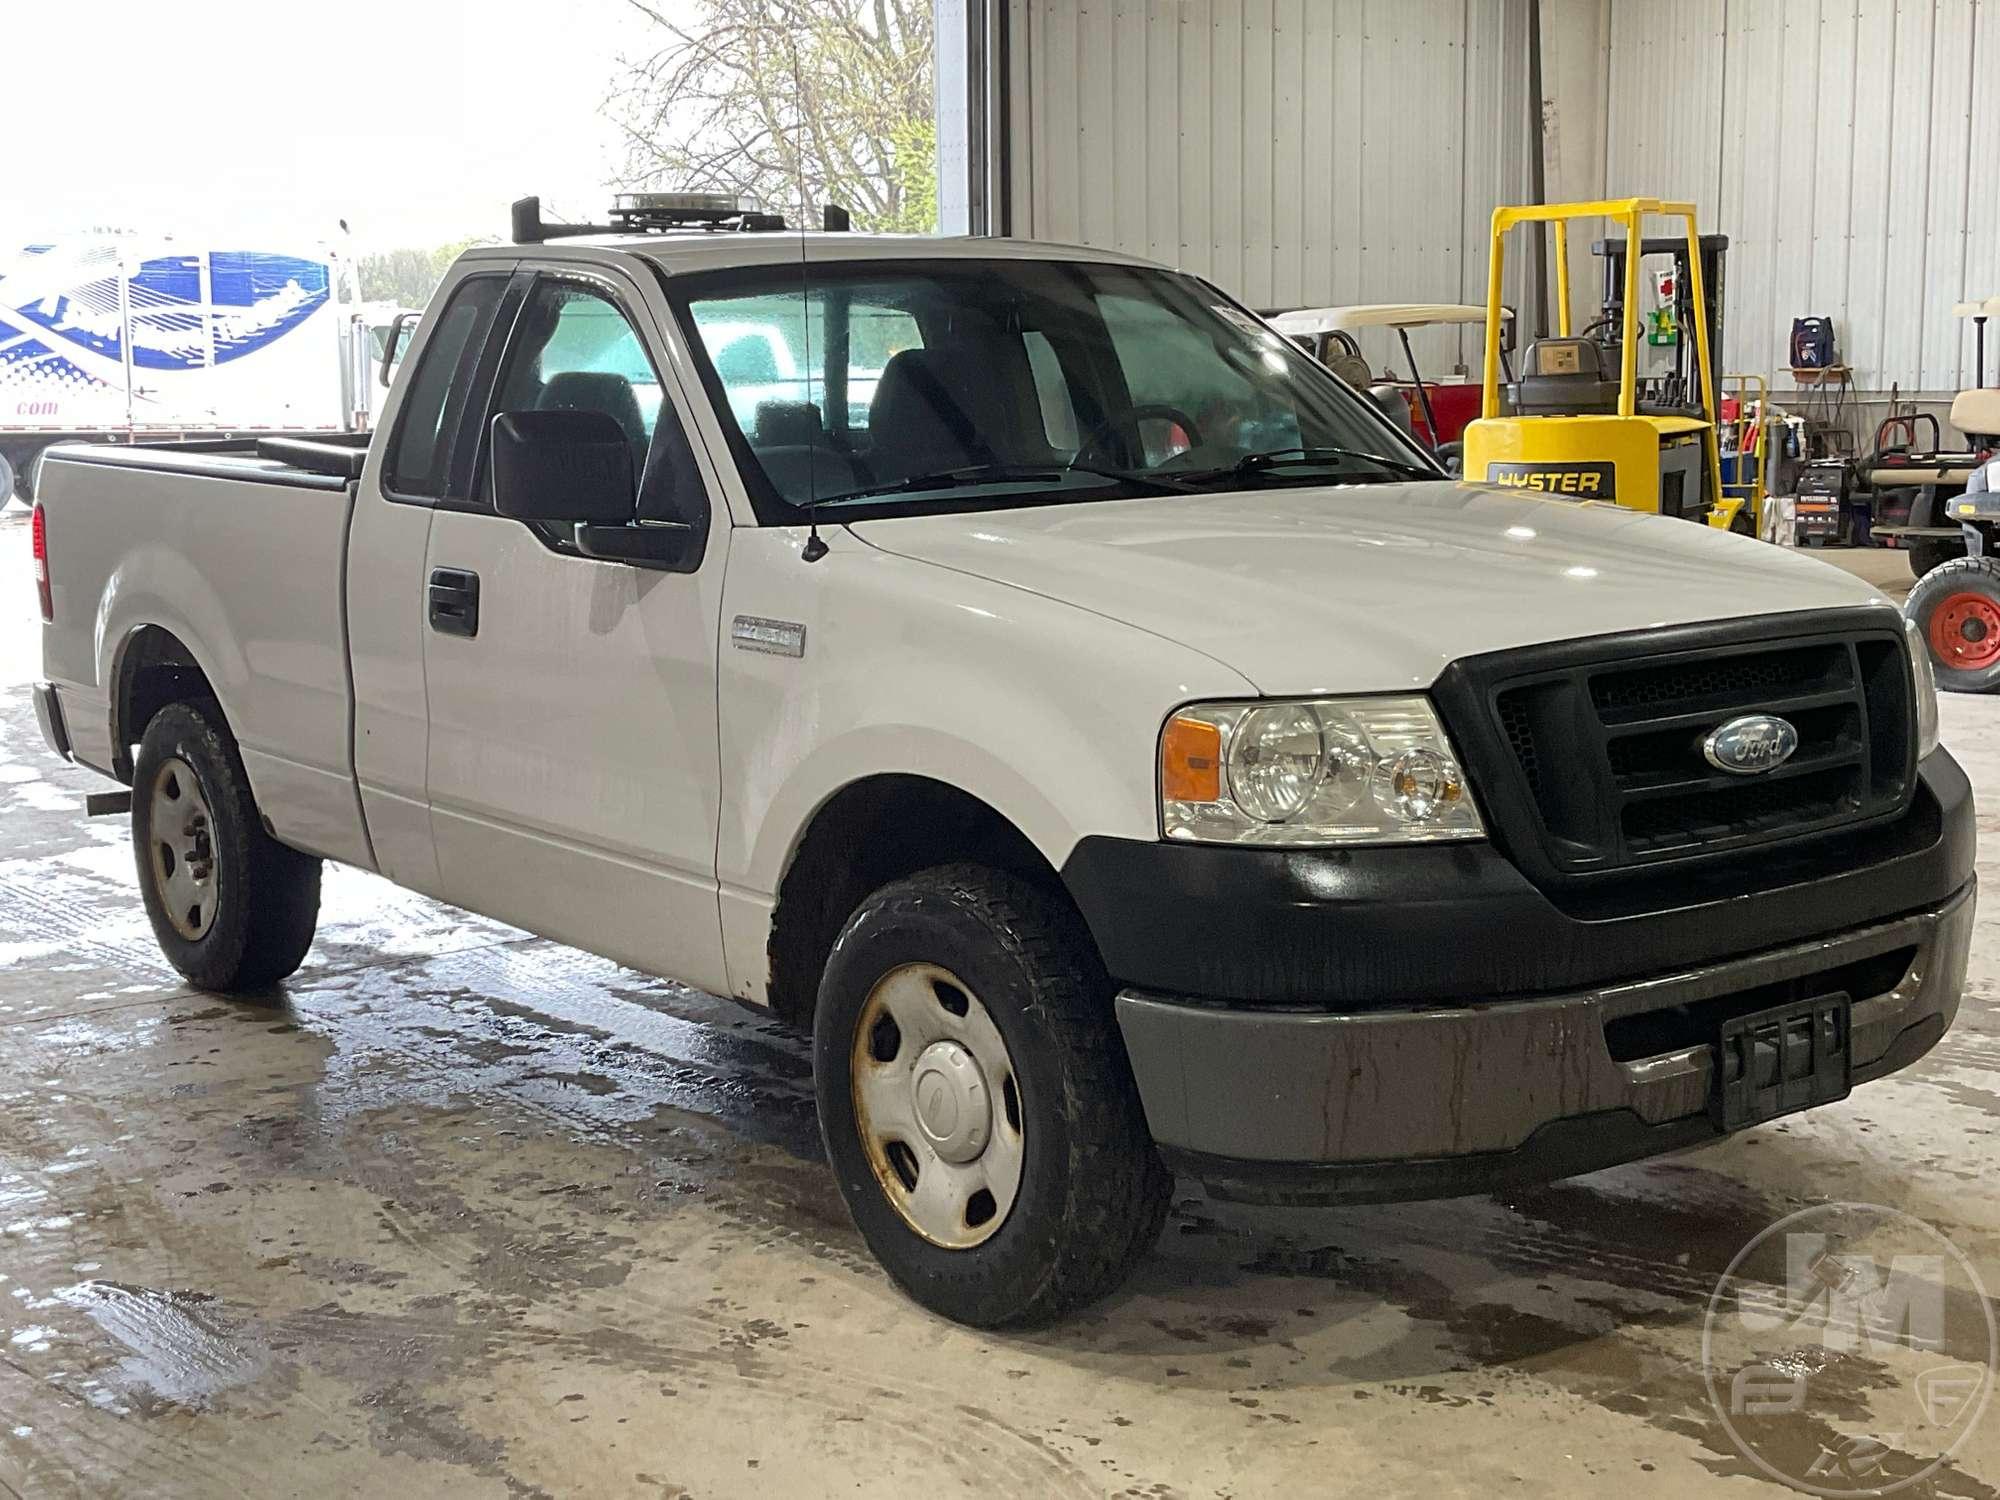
[{"xmin": 31, "ymin": 502, "xmax": 52, "ymax": 622}]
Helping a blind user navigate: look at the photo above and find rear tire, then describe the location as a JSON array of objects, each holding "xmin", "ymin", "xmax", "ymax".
[
  {"xmin": 132, "ymin": 701, "xmax": 321, "ymax": 991},
  {"xmin": 1907, "ymin": 556, "xmax": 2000, "ymax": 693},
  {"xmin": 813, "ymin": 863, "xmax": 1171, "ymax": 1327}
]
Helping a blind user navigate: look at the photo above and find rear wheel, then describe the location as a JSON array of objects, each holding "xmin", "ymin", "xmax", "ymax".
[
  {"xmin": 1907, "ymin": 556, "xmax": 2000, "ymax": 692},
  {"xmin": 132, "ymin": 701, "xmax": 322, "ymax": 991},
  {"xmin": 814, "ymin": 863, "xmax": 1171, "ymax": 1327}
]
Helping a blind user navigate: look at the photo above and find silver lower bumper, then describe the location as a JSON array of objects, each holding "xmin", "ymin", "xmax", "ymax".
[{"xmin": 1118, "ymin": 878, "xmax": 1974, "ymax": 1170}]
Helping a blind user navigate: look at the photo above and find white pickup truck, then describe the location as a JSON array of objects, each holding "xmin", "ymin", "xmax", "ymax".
[{"xmin": 30, "ymin": 196, "xmax": 1974, "ymax": 1327}]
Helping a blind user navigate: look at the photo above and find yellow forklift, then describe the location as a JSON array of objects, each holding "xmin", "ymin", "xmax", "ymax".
[{"xmin": 1464, "ymin": 198, "xmax": 1744, "ymax": 531}]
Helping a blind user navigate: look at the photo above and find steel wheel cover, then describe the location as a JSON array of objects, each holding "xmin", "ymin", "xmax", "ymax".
[
  {"xmin": 149, "ymin": 756, "xmax": 219, "ymax": 941},
  {"xmin": 850, "ymin": 962, "xmax": 1025, "ymax": 1249}
]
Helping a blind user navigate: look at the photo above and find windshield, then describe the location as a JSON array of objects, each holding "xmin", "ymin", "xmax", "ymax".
[{"xmin": 672, "ymin": 259, "xmax": 1435, "ymax": 516}]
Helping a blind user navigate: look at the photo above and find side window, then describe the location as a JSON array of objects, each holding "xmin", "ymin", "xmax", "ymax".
[
  {"xmin": 492, "ymin": 280, "xmax": 662, "ymax": 489},
  {"xmin": 385, "ymin": 276, "xmax": 507, "ymax": 498},
  {"xmin": 486, "ymin": 276, "xmax": 707, "ymax": 533}
]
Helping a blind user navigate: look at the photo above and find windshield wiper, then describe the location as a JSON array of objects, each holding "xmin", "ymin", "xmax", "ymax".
[
  {"xmin": 805, "ymin": 460, "xmax": 1189, "ymax": 509},
  {"xmin": 1183, "ymin": 445, "xmax": 1439, "ymax": 483}
]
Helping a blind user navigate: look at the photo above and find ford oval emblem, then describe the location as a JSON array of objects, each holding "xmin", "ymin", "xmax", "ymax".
[{"xmin": 1702, "ymin": 714, "xmax": 1799, "ymax": 776}]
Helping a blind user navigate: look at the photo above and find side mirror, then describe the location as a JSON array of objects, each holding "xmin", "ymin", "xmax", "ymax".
[
  {"xmin": 491, "ymin": 409, "xmax": 635, "ymax": 523},
  {"xmin": 380, "ymin": 310, "xmax": 420, "ymax": 388},
  {"xmin": 1499, "ymin": 304, "xmax": 1518, "ymax": 356}
]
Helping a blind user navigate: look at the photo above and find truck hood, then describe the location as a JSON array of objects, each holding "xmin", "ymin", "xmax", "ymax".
[{"xmin": 849, "ymin": 482, "xmax": 1895, "ymax": 693}]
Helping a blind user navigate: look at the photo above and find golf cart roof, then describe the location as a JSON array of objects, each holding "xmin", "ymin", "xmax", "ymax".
[
  {"xmin": 1954, "ymin": 297, "xmax": 2000, "ymax": 318},
  {"xmin": 1267, "ymin": 303, "xmax": 1509, "ymax": 336}
]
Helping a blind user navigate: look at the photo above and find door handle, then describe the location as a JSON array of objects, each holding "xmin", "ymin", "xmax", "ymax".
[{"xmin": 428, "ymin": 567, "xmax": 480, "ymax": 637}]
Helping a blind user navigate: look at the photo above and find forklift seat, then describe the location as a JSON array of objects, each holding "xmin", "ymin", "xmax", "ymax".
[
  {"xmin": 1367, "ymin": 384, "xmax": 1415, "ymax": 438},
  {"xmin": 1507, "ymin": 338, "xmax": 1621, "ymax": 416}
]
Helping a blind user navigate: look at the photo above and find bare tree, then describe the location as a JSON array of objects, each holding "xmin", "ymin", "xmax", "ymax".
[{"xmin": 611, "ymin": 0, "xmax": 936, "ymax": 233}]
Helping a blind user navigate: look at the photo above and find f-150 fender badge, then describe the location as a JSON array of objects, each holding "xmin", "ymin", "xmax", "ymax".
[
  {"xmin": 1485, "ymin": 461, "xmax": 1616, "ymax": 499},
  {"xmin": 1703, "ymin": 713, "xmax": 1798, "ymax": 775},
  {"xmin": 731, "ymin": 615, "xmax": 807, "ymax": 658}
]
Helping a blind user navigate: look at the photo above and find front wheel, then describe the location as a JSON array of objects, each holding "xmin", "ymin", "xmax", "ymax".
[
  {"xmin": 813, "ymin": 864, "xmax": 1171, "ymax": 1327},
  {"xmin": 1907, "ymin": 556, "xmax": 2000, "ymax": 692},
  {"xmin": 1906, "ymin": 536, "xmax": 1965, "ymax": 579},
  {"xmin": 132, "ymin": 700, "xmax": 322, "ymax": 991}
]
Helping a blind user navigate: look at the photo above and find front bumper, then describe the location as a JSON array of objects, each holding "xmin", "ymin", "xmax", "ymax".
[
  {"xmin": 32, "ymin": 682, "xmax": 72, "ymax": 763},
  {"xmin": 1077, "ymin": 751, "xmax": 1976, "ymax": 1205},
  {"xmin": 1118, "ymin": 878, "xmax": 1971, "ymax": 1203}
]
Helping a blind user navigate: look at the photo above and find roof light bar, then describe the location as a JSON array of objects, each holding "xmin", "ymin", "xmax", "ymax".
[
  {"xmin": 613, "ymin": 191, "xmax": 761, "ymax": 219},
  {"xmin": 511, "ymin": 191, "xmax": 821, "ymax": 243}
]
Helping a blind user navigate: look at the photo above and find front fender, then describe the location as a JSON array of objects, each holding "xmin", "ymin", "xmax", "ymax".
[{"xmin": 718, "ymin": 527, "xmax": 1254, "ymax": 898}]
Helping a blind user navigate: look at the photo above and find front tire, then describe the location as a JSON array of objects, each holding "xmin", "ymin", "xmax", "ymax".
[
  {"xmin": 1906, "ymin": 536, "xmax": 1965, "ymax": 579},
  {"xmin": 1907, "ymin": 556, "xmax": 2000, "ymax": 692},
  {"xmin": 813, "ymin": 864, "xmax": 1171, "ymax": 1327},
  {"xmin": 132, "ymin": 701, "xmax": 322, "ymax": 991}
]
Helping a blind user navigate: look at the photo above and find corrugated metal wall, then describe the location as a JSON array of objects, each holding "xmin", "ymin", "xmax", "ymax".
[
  {"xmin": 1606, "ymin": 0, "xmax": 2000, "ymax": 399},
  {"xmin": 1006, "ymin": 0, "xmax": 1538, "ymax": 372}
]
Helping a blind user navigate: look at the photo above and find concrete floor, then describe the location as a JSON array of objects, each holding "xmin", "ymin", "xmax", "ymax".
[{"xmin": 2, "ymin": 516, "xmax": 1996, "ymax": 1498}]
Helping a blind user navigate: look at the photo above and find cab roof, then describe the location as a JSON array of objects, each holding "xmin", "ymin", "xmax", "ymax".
[{"xmin": 459, "ymin": 231, "xmax": 1170, "ymax": 278}]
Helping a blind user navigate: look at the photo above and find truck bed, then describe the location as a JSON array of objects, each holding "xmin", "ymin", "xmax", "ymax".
[{"xmin": 36, "ymin": 435, "xmax": 376, "ymax": 870}]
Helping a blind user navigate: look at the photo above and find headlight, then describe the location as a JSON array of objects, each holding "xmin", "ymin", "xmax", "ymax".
[
  {"xmin": 1159, "ymin": 696, "xmax": 1484, "ymax": 845},
  {"xmin": 1905, "ymin": 617, "xmax": 1940, "ymax": 757}
]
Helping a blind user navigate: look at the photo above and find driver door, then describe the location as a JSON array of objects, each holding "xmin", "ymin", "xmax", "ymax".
[{"xmin": 420, "ymin": 265, "xmax": 731, "ymax": 993}]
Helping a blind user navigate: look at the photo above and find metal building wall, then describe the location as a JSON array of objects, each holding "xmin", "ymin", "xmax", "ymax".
[
  {"xmin": 1606, "ymin": 0, "xmax": 1999, "ymax": 401},
  {"xmin": 1004, "ymin": 0, "xmax": 1538, "ymax": 372}
]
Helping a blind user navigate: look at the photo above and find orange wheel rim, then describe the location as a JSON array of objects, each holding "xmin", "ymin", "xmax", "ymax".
[{"xmin": 1928, "ymin": 591, "xmax": 2000, "ymax": 671}]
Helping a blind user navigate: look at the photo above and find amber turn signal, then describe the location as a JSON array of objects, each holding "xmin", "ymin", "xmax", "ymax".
[{"xmin": 1160, "ymin": 714, "xmax": 1223, "ymax": 802}]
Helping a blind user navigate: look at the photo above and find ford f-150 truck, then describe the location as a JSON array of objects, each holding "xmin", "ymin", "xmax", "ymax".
[{"xmin": 30, "ymin": 194, "xmax": 1973, "ymax": 1328}]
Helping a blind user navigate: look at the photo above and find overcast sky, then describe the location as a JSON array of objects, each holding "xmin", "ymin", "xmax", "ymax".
[{"xmin": 0, "ymin": 0, "xmax": 695, "ymax": 252}]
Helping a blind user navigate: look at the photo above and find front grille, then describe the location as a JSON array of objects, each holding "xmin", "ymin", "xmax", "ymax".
[
  {"xmin": 1450, "ymin": 618, "xmax": 1916, "ymax": 878},
  {"xmin": 1590, "ymin": 644, "xmax": 1839, "ymax": 718}
]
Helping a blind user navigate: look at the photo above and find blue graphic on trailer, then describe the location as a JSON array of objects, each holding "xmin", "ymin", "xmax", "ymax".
[
  {"xmin": 0, "ymin": 249, "xmax": 329, "ymax": 376},
  {"xmin": 0, "ymin": 326, "xmax": 101, "ymax": 391},
  {"xmin": 0, "ymin": 245, "xmax": 104, "ymax": 390}
]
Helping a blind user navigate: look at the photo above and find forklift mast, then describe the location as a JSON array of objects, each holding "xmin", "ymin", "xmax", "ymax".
[{"xmin": 1593, "ymin": 233, "xmax": 1730, "ymax": 411}]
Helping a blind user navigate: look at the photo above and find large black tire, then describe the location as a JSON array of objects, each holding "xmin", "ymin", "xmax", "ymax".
[
  {"xmin": 1906, "ymin": 536, "xmax": 1966, "ymax": 579},
  {"xmin": 813, "ymin": 863, "xmax": 1171, "ymax": 1327},
  {"xmin": 1906, "ymin": 556, "xmax": 2000, "ymax": 693},
  {"xmin": 132, "ymin": 700, "xmax": 322, "ymax": 991}
]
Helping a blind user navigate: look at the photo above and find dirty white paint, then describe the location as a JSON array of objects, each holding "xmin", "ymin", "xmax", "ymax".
[{"xmin": 1, "ymin": 513, "xmax": 1996, "ymax": 1495}]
